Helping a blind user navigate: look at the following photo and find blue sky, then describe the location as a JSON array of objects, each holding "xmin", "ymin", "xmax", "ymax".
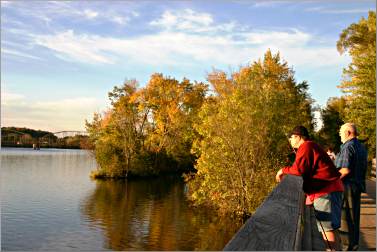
[{"xmin": 1, "ymin": 1, "xmax": 375, "ymax": 132}]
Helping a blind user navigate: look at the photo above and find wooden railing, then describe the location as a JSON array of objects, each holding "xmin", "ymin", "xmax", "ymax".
[
  {"xmin": 223, "ymin": 175, "xmax": 326, "ymax": 251},
  {"xmin": 371, "ymin": 158, "xmax": 376, "ymax": 178}
]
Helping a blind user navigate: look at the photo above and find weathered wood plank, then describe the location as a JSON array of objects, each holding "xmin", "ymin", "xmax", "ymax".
[
  {"xmin": 301, "ymin": 205, "xmax": 327, "ymax": 251},
  {"xmin": 223, "ymin": 175, "xmax": 305, "ymax": 251},
  {"xmin": 301, "ymin": 206, "xmax": 313, "ymax": 250},
  {"xmin": 309, "ymin": 206, "xmax": 327, "ymax": 251}
]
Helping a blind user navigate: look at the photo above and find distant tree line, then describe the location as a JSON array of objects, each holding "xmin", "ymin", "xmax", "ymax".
[
  {"xmin": 86, "ymin": 11, "xmax": 375, "ymax": 216},
  {"xmin": 2, "ymin": 127, "xmax": 56, "ymax": 139},
  {"xmin": 1, "ymin": 127, "xmax": 90, "ymax": 149}
]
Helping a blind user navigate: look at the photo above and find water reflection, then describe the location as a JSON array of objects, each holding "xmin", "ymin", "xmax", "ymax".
[
  {"xmin": 81, "ymin": 176, "xmax": 242, "ymax": 251},
  {"xmin": 1, "ymin": 148, "xmax": 101, "ymax": 251},
  {"xmin": 2, "ymin": 148, "xmax": 242, "ymax": 251}
]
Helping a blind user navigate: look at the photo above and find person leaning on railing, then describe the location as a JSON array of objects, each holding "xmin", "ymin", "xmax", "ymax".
[
  {"xmin": 276, "ymin": 125, "xmax": 344, "ymax": 251},
  {"xmin": 335, "ymin": 123, "xmax": 368, "ymax": 251}
]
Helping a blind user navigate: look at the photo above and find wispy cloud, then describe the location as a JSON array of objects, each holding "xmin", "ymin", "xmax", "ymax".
[
  {"xmin": 1, "ymin": 48, "xmax": 44, "ymax": 61},
  {"xmin": 4, "ymin": 6, "xmax": 349, "ymax": 68},
  {"xmin": 150, "ymin": 9, "xmax": 213, "ymax": 31},
  {"xmin": 83, "ymin": 9, "xmax": 99, "ymax": 19},
  {"xmin": 150, "ymin": 9, "xmax": 242, "ymax": 33},
  {"xmin": 305, "ymin": 7, "xmax": 372, "ymax": 14},
  {"xmin": 252, "ymin": 1, "xmax": 293, "ymax": 8},
  {"xmin": 1, "ymin": 91, "xmax": 26, "ymax": 105},
  {"xmin": 111, "ymin": 16, "xmax": 129, "ymax": 25},
  {"xmin": 32, "ymin": 30, "xmax": 115, "ymax": 64},
  {"xmin": 4, "ymin": 6, "xmax": 350, "ymax": 70},
  {"xmin": 30, "ymin": 26, "xmax": 347, "ymax": 69},
  {"xmin": 131, "ymin": 11, "xmax": 139, "ymax": 17},
  {"xmin": 79, "ymin": 8, "xmax": 135, "ymax": 25},
  {"xmin": 0, "ymin": 1, "xmax": 12, "ymax": 7},
  {"xmin": 2, "ymin": 1, "xmax": 138, "ymax": 27}
]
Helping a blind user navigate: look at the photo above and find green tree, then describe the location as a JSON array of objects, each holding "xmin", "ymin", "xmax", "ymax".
[
  {"xmin": 187, "ymin": 50, "xmax": 314, "ymax": 216},
  {"xmin": 337, "ymin": 11, "xmax": 376, "ymax": 155},
  {"xmin": 318, "ymin": 97, "xmax": 346, "ymax": 152}
]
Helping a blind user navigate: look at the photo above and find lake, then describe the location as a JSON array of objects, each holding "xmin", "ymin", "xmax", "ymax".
[{"xmin": 1, "ymin": 148, "xmax": 242, "ymax": 250}]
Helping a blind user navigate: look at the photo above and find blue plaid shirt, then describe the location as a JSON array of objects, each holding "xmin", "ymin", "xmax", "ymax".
[{"xmin": 335, "ymin": 138, "xmax": 368, "ymax": 192}]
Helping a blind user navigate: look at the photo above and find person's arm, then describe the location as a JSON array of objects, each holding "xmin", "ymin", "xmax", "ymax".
[
  {"xmin": 276, "ymin": 168, "xmax": 284, "ymax": 182},
  {"xmin": 335, "ymin": 144, "xmax": 353, "ymax": 180},
  {"xmin": 276, "ymin": 144, "xmax": 311, "ymax": 182},
  {"xmin": 283, "ymin": 145, "xmax": 310, "ymax": 174}
]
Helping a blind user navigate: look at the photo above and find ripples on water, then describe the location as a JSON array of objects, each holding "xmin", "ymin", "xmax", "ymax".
[{"xmin": 1, "ymin": 147, "xmax": 242, "ymax": 251}]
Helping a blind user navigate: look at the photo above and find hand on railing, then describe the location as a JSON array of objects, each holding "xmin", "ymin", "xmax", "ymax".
[{"xmin": 276, "ymin": 168, "xmax": 285, "ymax": 182}]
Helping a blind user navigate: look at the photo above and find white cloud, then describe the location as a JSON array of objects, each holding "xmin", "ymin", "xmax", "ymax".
[
  {"xmin": 305, "ymin": 7, "xmax": 372, "ymax": 14},
  {"xmin": 1, "ymin": 92, "xmax": 26, "ymax": 105},
  {"xmin": 3, "ymin": 1, "xmax": 137, "ymax": 27},
  {"xmin": 252, "ymin": 1, "xmax": 291, "ymax": 8},
  {"xmin": 1, "ymin": 95, "xmax": 104, "ymax": 131},
  {"xmin": 1, "ymin": 1, "xmax": 12, "ymax": 7},
  {"xmin": 30, "ymin": 27, "xmax": 348, "ymax": 69},
  {"xmin": 83, "ymin": 9, "xmax": 99, "ymax": 19},
  {"xmin": 33, "ymin": 30, "xmax": 115, "ymax": 64},
  {"xmin": 131, "ymin": 11, "xmax": 140, "ymax": 17},
  {"xmin": 242, "ymin": 29, "xmax": 311, "ymax": 46},
  {"xmin": 150, "ymin": 10, "xmax": 178, "ymax": 28},
  {"xmin": 150, "ymin": 9, "xmax": 245, "ymax": 33},
  {"xmin": 112, "ymin": 16, "xmax": 129, "ymax": 25},
  {"xmin": 150, "ymin": 9, "xmax": 220, "ymax": 33},
  {"xmin": 33, "ymin": 97, "xmax": 99, "ymax": 111},
  {"xmin": 2, "ymin": 48, "xmax": 44, "ymax": 61},
  {"xmin": 322, "ymin": 8, "xmax": 372, "ymax": 14}
]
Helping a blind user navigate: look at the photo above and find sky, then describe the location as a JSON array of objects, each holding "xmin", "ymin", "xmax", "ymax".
[{"xmin": 1, "ymin": 0, "xmax": 375, "ymax": 132}]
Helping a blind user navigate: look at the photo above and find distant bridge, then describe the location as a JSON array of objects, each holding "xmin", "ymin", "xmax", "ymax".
[
  {"xmin": 52, "ymin": 131, "xmax": 88, "ymax": 138},
  {"xmin": 1, "ymin": 129, "xmax": 88, "ymax": 138}
]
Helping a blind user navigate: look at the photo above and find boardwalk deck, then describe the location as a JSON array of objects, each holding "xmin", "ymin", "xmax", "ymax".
[
  {"xmin": 359, "ymin": 179, "xmax": 376, "ymax": 251},
  {"xmin": 223, "ymin": 177, "xmax": 376, "ymax": 251}
]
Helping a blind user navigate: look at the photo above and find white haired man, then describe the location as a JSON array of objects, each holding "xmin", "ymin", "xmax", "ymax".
[{"xmin": 335, "ymin": 123, "xmax": 368, "ymax": 251}]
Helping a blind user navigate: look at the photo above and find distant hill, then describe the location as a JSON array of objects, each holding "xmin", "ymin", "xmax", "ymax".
[{"xmin": 1, "ymin": 127, "xmax": 56, "ymax": 139}]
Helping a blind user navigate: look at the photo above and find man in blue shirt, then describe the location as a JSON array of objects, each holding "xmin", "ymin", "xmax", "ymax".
[{"xmin": 335, "ymin": 123, "xmax": 368, "ymax": 251}]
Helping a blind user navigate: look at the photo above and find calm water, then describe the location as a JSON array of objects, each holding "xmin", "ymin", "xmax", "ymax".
[{"xmin": 1, "ymin": 148, "xmax": 242, "ymax": 251}]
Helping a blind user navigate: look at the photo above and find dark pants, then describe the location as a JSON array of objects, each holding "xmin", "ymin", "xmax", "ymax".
[{"xmin": 340, "ymin": 183, "xmax": 361, "ymax": 250}]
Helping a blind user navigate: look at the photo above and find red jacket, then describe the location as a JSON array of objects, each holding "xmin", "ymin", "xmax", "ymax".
[{"xmin": 282, "ymin": 141, "xmax": 343, "ymax": 195}]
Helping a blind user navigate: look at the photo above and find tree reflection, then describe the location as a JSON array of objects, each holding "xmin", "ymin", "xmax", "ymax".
[{"xmin": 81, "ymin": 176, "xmax": 242, "ymax": 250}]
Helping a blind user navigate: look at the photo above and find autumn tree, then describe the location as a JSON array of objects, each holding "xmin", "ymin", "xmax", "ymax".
[
  {"xmin": 141, "ymin": 73, "xmax": 208, "ymax": 171},
  {"xmin": 187, "ymin": 50, "xmax": 314, "ymax": 216},
  {"xmin": 207, "ymin": 69, "xmax": 235, "ymax": 98},
  {"xmin": 86, "ymin": 80, "xmax": 150, "ymax": 177},
  {"xmin": 336, "ymin": 11, "xmax": 376, "ymax": 155},
  {"xmin": 108, "ymin": 80, "xmax": 148, "ymax": 177},
  {"xmin": 86, "ymin": 75, "xmax": 208, "ymax": 178}
]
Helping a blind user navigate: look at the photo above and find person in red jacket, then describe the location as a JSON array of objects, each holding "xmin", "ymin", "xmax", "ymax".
[{"xmin": 276, "ymin": 125, "xmax": 344, "ymax": 251}]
